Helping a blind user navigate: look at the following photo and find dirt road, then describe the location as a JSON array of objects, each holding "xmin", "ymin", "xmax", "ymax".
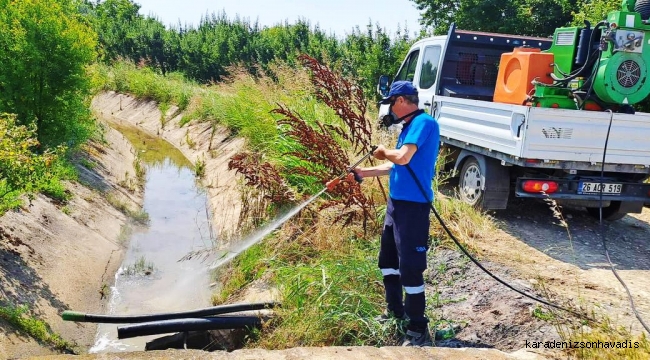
[
  {"xmin": 427, "ymin": 189, "xmax": 650, "ymax": 355},
  {"xmin": 496, "ymin": 198, "xmax": 650, "ymax": 329}
]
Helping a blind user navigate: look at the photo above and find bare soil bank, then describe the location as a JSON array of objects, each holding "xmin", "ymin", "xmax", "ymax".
[{"xmin": 0, "ymin": 127, "xmax": 143, "ymax": 358}]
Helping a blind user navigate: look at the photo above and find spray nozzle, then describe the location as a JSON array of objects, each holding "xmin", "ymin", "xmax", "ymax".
[
  {"xmin": 325, "ymin": 172, "xmax": 357, "ymax": 191},
  {"xmin": 325, "ymin": 145, "xmax": 378, "ymax": 192}
]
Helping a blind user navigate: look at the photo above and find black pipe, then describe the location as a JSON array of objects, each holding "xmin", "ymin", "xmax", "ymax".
[
  {"xmin": 61, "ymin": 302, "xmax": 279, "ymax": 324},
  {"xmin": 117, "ymin": 316, "xmax": 263, "ymax": 339}
]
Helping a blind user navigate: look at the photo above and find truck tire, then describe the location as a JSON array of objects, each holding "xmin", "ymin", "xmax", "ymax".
[
  {"xmin": 586, "ymin": 201, "xmax": 627, "ymax": 221},
  {"xmin": 459, "ymin": 158, "xmax": 484, "ymax": 208}
]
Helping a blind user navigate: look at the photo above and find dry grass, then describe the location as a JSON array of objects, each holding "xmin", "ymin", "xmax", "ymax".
[
  {"xmin": 566, "ymin": 325, "xmax": 649, "ymax": 359},
  {"xmin": 431, "ymin": 194, "xmax": 497, "ymax": 253}
]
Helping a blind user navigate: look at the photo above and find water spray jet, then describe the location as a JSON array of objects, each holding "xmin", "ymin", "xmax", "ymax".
[{"xmin": 209, "ymin": 146, "xmax": 377, "ymax": 270}]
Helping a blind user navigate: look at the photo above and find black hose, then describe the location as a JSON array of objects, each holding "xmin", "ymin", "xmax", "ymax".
[
  {"xmin": 117, "ymin": 316, "xmax": 263, "ymax": 339},
  {"xmin": 404, "ymin": 164, "xmax": 593, "ymax": 321},
  {"xmin": 579, "ymin": 50, "xmax": 603, "ymax": 109},
  {"xmin": 61, "ymin": 302, "xmax": 279, "ymax": 324},
  {"xmin": 598, "ymin": 110, "xmax": 650, "ymax": 334}
]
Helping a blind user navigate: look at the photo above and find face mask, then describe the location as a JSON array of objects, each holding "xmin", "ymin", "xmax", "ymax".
[{"xmin": 379, "ymin": 108, "xmax": 424, "ymax": 129}]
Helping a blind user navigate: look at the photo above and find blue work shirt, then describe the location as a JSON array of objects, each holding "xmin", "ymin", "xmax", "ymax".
[{"xmin": 389, "ymin": 112, "xmax": 440, "ymax": 203}]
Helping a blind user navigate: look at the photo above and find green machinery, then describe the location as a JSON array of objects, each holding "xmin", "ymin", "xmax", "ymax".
[{"xmin": 533, "ymin": 0, "xmax": 650, "ymax": 111}]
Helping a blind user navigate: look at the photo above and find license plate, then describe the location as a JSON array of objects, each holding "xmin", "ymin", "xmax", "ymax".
[{"xmin": 579, "ymin": 182, "xmax": 622, "ymax": 195}]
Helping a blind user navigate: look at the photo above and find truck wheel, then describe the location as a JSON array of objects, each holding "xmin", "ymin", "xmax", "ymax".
[
  {"xmin": 586, "ymin": 201, "xmax": 626, "ymax": 221},
  {"xmin": 458, "ymin": 158, "xmax": 484, "ymax": 207}
]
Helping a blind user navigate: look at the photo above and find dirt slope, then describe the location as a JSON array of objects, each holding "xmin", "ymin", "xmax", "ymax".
[{"xmin": 0, "ymin": 127, "xmax": 143, "ymax": 358}]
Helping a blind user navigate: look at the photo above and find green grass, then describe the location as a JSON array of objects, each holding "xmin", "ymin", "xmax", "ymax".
[
  {"xmin": 193, "ymin": 158, "xmax": 206, "ymax": 178},
  {"xmin": 89, "ymin": 61, "xmax": 196, "ymax": 112},
  {"xmin": 0, "ymin": 304, "xmax": 75, "ymax": 352},
  {"xmin": 532, "ymin": 305, "xmax": 555, "ymax": 321},
  {"xmin": 212, "ymin": 212, "xmax": 406, "ymax": 348},
  {"xmin": 123, "ymin": 256, "xmax": 155, "ymax": 276},
  {"xmin": 116, "ymin": 224, "xmax": 132, "ymax": 244}
]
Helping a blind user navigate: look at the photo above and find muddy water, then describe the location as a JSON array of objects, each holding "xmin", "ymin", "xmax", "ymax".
[{"xmin": 90, "ymin": 124, "xmax": 214, "ymax": 353}]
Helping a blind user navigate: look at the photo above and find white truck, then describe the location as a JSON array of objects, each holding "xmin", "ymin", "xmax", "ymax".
[{"xmin": 378, "ymin": 23, "xmax": 650, "ymax": 220}]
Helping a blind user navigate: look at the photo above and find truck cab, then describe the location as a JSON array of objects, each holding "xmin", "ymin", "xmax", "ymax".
[{"xmin": 378, "ymin": 26, "xmax": 552, "ymax": 119}]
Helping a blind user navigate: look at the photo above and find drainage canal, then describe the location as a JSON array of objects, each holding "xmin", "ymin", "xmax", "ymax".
[{"xmin": 90, "ymin": 124, "xmax": 214, "ymax": 353}]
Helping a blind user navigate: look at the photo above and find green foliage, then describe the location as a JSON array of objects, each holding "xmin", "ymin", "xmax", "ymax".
[
  {"xmin": 341, "ymin": 23, "xmax": 412, "ymax": 101},
  {"xmin": 572, "ymin": 0, "xmax": 621, "ymax": 26},
  {"xmin": 123, "ymin": 255, "xmax": 155, "ymax": 276},
  {"xmin": 0, "ymin": 114, "xmax": 70, "ymax": 214},
  {"xmin": 89, "ymin": 0, "xmax": 163, "ymax": 68},
  {"xmin": 0, "ymin": 0, "xmax": 97, "ymax": 149},
  {"xmin": 87, "ymin": 0, "xmax": 413, "ymax": 98},
  {"xmin": 105, "ymin": 192, "xmax": 149, "ymax": 224},
  {"xmin": 0, "ymin": 303, "xmax": 75, "ymax": 351},
  {"xmin": 213, "ymin": 243, "xmax": 267, "ymax": 304},
  {"xmin": 412, "ymin": 0, "xmax": 578, "ymax": 36},
  {"xmin": 193, "ymin": 157, "xmax": 206, "ymax": 178},
  {"xmin": 215, "ymin": 227, "xmax": 399, "ymax": 348},
  {"xmin": 532, "ymin": 305, "xmax": 555, "ymax": 321}
]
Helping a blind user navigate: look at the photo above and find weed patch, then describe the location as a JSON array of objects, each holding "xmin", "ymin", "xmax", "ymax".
[
  {"xmin": 123, "ymin": 256, "xmax": 155, "ymax": 276},
  {"xmin": 90, "ymin": 62, "xmax": 195, "ymax": 111},
  {"xmin": 0, "ymin": 303, "xmax": 75, "ymax": 352}
]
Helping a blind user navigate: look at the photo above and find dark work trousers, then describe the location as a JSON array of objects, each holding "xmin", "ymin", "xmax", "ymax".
[{"xmin": 378, "ymin": 197, "xmax": 430, "ymax": 332}]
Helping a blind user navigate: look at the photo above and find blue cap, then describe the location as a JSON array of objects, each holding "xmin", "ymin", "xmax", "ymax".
[{"xmin": 379, "ymin": 81, "xmax": 418, "ymax": 104}]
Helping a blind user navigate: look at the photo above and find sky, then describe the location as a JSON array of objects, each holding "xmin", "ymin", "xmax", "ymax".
[{"xmin": 134, "ymin": 0, "xmax": 423, "ymax": 38}]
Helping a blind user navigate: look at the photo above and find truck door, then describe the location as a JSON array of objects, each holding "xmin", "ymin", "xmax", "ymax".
[
  {"xmin": 416, "ymin": 45, "xmax": 442, "ymax": 115},
  {"xmin": 394, "ymin": 49, "xmax": 420, "ymax": 83},
  {"xmin": 378, "ymin": 49, "xmax": 421, "ymax": 118}
]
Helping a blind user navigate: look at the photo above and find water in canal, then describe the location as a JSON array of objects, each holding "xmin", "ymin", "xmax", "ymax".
[{"xmin": 90, "ymin": 124, "xmax": 214, "ymax": 353}]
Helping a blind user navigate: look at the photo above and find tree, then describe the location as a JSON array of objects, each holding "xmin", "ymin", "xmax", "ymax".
[
  {"xmin": 0, "ymin": 0, "xmax": 97, "ymax": 148},
  {"xmin": 0, "ymin": 113, "xmax": 62, "ymax": 214},
  {"xmin": 572, "ymin": 0, "xmax": 620, "ymax": 26},
  {"xmin": 90, "ymin": 0, "xmax": 141, "ymax": 61},
  {"xmin": 340, "ymin": 22, "xmax": 412, "ymax": 98},
  {"xmin": 411, "ymin": 0, "xmax": 578, "ymax": 37}
]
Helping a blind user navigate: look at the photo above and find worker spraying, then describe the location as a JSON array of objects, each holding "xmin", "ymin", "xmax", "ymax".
[{"xmin": 328, "ymin": 81, "xmax": 440, "ymax": 347}]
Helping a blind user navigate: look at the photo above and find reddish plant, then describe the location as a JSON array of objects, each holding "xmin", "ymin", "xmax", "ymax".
[
  {"xmin": 298, "ymin": 54, "xmax": 373, "ymax": 155},
  {"xmin": 273, "ymin": 104, "xmax": 348, "ymax": 177},
  {"xmin": 272, "ymin": 105, "xmax": 374, "ymax": 228},
  {"xmin": 227, "ymin": 152, "xmax": 296, "ymax": 205}
]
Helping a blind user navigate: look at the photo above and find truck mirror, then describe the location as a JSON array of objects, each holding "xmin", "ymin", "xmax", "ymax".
[{"xmin": 377, "ymin": 75, "xmax": 390, "ymax": 97}]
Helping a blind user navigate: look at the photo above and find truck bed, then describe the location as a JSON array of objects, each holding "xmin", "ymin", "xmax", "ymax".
[{"xmin": 436, "ymin": 95, "xmax": 650, "ymax": 169}]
